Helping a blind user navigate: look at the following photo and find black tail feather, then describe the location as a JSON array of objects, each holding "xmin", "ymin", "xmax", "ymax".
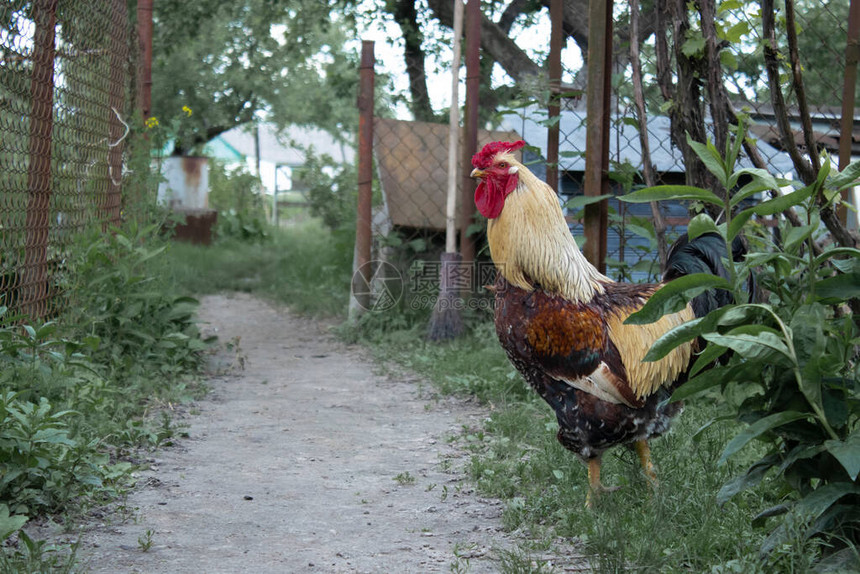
[{"xmin": 663, "ymin": 232, "xmax": 744, "ymax": 317}]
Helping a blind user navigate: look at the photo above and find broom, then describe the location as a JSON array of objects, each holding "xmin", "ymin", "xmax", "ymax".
[{"xmin": 428, "ymin": 0, "xmax": 465, "ymax": 341}]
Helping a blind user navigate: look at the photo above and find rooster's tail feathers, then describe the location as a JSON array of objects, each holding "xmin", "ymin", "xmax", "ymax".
[{"xmin": 663, "ymin": 232, "xmax": 744, "ymax": 317}]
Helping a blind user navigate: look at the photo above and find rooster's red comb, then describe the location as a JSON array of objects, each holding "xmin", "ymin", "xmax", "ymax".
[{"xmin": 471, "ymin": 140, "xmax": 526, "ymax": 169}]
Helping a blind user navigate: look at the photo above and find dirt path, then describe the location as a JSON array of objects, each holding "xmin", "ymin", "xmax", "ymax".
[{"xmin": 68, "ymin": 293, "xmax": 577, "ymax": 573}]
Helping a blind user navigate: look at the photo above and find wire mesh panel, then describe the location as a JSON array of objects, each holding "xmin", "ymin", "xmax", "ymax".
[{"xmin": 0, "ymin": 0, "xmax": 135, "ymax": 319}]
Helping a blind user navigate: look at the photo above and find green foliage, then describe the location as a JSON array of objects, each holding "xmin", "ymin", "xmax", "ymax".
[
  {"xmin": 302, "ymin": 148, "xmax": 357, "ymax": 231},
  {"xmin": 66, "ymin": 222, "xmax": 210, "ymax": 380},
  {"xmin": 151, "ymin": 0, "xmax": 363, "ymax": 154},
  {"xmin": 0, "ymin": 529, "xmax": 79, "ymax": 574},
  {"xmin": 165, "ymin": 219, "xmax": 353, "ymax": 316},
  {"xmin": 624, "ymin": 122, "xmax": 860, "ymax": 563},
  {"xmin": 0, "ymin": 219, "xmax": 209, "ymax": 564},
  {"xmin": 207, "ymin": 160, "xmax": 270, "ymax": 242}
]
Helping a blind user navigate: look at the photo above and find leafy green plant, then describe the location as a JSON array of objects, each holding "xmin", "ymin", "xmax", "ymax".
[
  {"xmin": 67, "ymin": 221, "xmax": 210, "ymax": 380},
  {"xmin": 0, "ymin": 392, "xmax": 114, "ymax": 515},
  {"xmin": 302, "ymin": 147, "xmax": 357, "ymax": 231},
  {"xmin": 621, "ymin": 122, "xmax": 860, "ymax": 564}
]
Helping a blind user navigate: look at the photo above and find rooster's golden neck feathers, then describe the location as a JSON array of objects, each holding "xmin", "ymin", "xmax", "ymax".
[{"xmin": 480, "ymin": 150, "xmax": 610, "ymax": 303}]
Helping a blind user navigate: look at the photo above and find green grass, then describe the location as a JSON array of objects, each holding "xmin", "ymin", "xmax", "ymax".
[
  {"xmin": 349, "ymin": 319, "xmax": 792, "ymax": 572},
  {"xmin": 160, "ymin": 219, "xmax": 821, "ymax": 572},
  {"xmin": 164, "ymin": 219, "xmax": 353, "ymax": 316}
]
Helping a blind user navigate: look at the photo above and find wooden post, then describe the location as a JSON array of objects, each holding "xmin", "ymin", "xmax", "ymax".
[
  {"xmin": 546, "ymin": 0, "xmax": 563, "ymax": 192},
  {"xmin": 459, "ymin": 0, "xmax": 480, "ymax": 264},
  {"xmin": 582, "ymin": 0, "xmax": 611, "ymax": 272},
  {"xmin": 839, "ymin": 0, "xmax": 860, "ymax": 226}
]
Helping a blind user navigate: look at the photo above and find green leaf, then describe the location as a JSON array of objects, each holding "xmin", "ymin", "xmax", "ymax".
[
  {"xmin": 687, "ymin": 213, "xmax": 720, "ymax": 241},
  {"xmin": 783, "ymin": 221, "xmax": 817, "ymax": 253},
  {"xmin": 815, "ymin": 271, "xmax": 860, "ymax": 300},
  {"xmin": 717, "ymin": 454, "xmax": 779, "ymax": 506},
  {"xmin": 719, "ymin": 411, "xmax": 809, "ymax": 465},
  {"xmin": 644, "ymin": 317, "xmax": 706, "ymax": 362},
  {"xmin": 795, "ymin": 482, "xmax": 860, "ymax": 518},
  {"xmin": 827, "ymin": 158, "xmax": 860, "ymax": 192},
  {"xmin": 703, "ymin": 330, "xmax": 793, "ymax": 363},
  {"xmin": 689, "ymin": 341, "xmax": 729, "ymax": 376},
  {"xmin": 824, "ymin": 430, "xmax": 860, "ymax": 481},
  {"xmin": 682, "ymin": 32, "xmax": 706, "ymax": 58},
  {"xmin": 619, "ymin": 185, "xmax": 723, "ymax": 206},
  {"xmin": 722, "ymin": 20, "xmax": 750, "ymax": 43},
  {"xmin": 670, "ymin": 363, "xmax": 744, "ymax": 402},
  {"xmin": 719, "ymin": 50, "xmax": 738, "ymax": 71},
  {"xmin": 624, "ymin": 274, "xmax": 732, "ymax": 325},
  {"xmin": 0, "ymin": 505, "xmax": 27, "ymax": 542},
  {"xmin": 729, "ymin": 169, "xmax": 783, "ymax": 207},
  {"xmin": 812, "ymin": 247, "xmax": 860, "ymax": 268},
  {"xmin": 687, "ymin": 134, "xmax": 728, "ymax": 187},
  {"xmin": 752, "ymin": 183, "xmax": 817, "ymax": 215},
  {"xmin": 563, "ymin": 194, "xmax": 612, "ymax": 210}
]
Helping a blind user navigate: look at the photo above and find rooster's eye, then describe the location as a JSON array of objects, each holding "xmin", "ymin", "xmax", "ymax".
[{"xmin": 498, "ymin": 162, "xmax": 508, "ymax": 169}]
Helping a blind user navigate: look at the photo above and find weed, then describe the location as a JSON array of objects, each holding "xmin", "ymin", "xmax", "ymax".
[
  {"xmin": 393, "ymin": 472, "xmax": 416, "ymax": 486},
  {"xmin": 137, "ymin": 529, "xmax": 154, "ymax": 552}
]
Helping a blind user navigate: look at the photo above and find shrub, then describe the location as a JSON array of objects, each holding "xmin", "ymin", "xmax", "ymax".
[{"xmin": 621, "ymin": 124, "xmax": 860, "ymax": 565}]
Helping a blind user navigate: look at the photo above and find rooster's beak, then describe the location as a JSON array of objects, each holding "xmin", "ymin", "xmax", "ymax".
[{"xmin": 470, "ymin": 168, "xmax": 485, "ymax": 179}]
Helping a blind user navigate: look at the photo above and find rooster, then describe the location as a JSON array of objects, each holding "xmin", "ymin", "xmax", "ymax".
[{"xmin": 471, "ymin": 140, "xmax": 735, "ymax": 506}]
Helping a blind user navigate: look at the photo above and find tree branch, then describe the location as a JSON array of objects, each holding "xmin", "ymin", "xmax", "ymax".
[{"xmin": 630, "ymin": 0, "xmax": 667, "ymax": 267}]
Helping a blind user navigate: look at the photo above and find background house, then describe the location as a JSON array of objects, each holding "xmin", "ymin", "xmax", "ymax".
[{"xmin": 206, "ymin": 123, "xmax": 354, "ymax": 198}]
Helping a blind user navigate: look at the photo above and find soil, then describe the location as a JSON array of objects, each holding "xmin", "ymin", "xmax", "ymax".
[{"xmin": 49, "ymin": 293, "xmax": 584, "ymax": 573}]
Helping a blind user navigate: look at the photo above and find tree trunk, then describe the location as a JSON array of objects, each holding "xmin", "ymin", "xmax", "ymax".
[{"xmin": 389, "ymin": 0, "xmax": 436, "ymax": 122}]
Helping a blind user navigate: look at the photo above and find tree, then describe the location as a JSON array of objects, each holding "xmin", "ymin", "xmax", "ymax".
[{"xmin": 151, "ymin": 0, "xmax": 364, "ymax": 155}]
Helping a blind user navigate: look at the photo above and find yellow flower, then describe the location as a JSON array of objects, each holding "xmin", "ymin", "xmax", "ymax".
[
  {"xmin": 145, "ymin": 116, "xmax": 159, "ymax": 129},
  {"xmin": 182, "ymin": 105, "xmax": 193, "ymax": 117}
]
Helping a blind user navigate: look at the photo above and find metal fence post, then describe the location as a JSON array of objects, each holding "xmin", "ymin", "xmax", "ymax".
[
  {"xmin": 138, "ymin": 0, "xmax": 153, "ymax": 121},
  {"xmin": 21, "ymin": 0, "xmax": 58, "ymax": 320},
  {"xmin": 107, "ymin": 0, "xmax": 128, "ymax": 225},
  {"xmin": 351, "ymin": 40, "xmax": 375, "ymax": 315}
]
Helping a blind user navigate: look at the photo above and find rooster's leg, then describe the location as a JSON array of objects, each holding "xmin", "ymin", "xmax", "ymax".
[{"xmin": 634, "ymin": 440, "xmax": 658, "ymax": 484}]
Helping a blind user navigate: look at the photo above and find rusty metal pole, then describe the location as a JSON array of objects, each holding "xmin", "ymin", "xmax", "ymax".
[
  {"xmin": 21, "ymin": 0, "xmax": 58, "ymax": 320},
  {"xmin": 138, "ymin": 0, "xmax": 153, "ymax": 121},
  {"xmin": 838, "ymin": 0, "xmax": 860, "ymax": 226},
  {"xmin": 352, "ymin": 41, "xmax": 375, "ymax": 314},
  {"xmin": 107, "ymin": 0, "xmax": 128, "ymax": 225},
  {"xmin": 582, "ymin": 0, "xmax": 611, "ymax": 272},
  {"xmin": 459, "ymin": 0, "xmax": 481, "ymax": 264},
  {"xmin": 546, "ymin": 0, "xmax": 563, "ymax": 192}
]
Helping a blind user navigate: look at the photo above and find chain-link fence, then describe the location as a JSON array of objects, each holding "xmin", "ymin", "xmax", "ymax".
[
  {"xmin": 359, "ymin": 0, "xmax": 857, "ymax": 304},
  {"xmin": 0, "ymin": 0, "xmax": 137, "ymax": 319},
  {"xmin": 545, "ymin": 1, "xmax": 855, "ymax": 280}
]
